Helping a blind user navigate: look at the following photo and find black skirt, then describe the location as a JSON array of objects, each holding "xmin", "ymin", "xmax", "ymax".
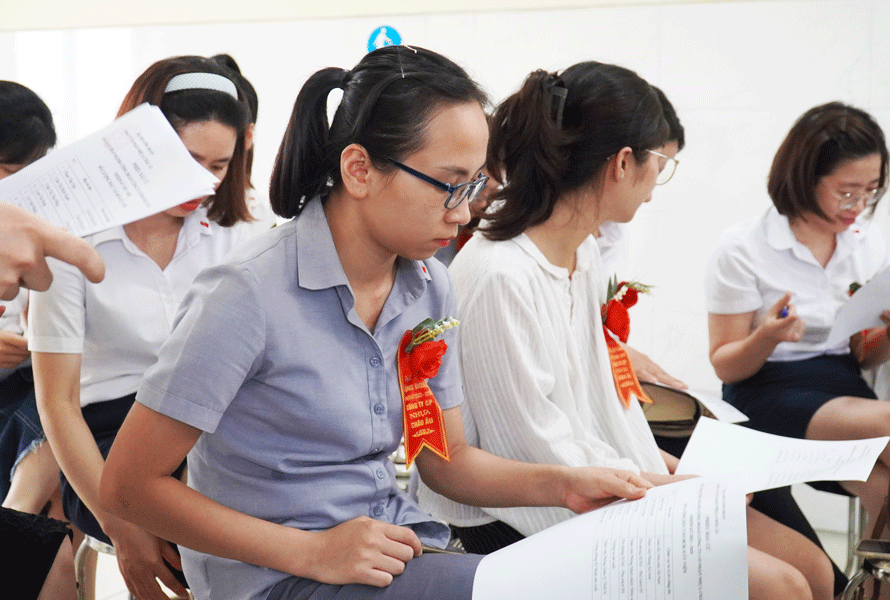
[{"xmin": 723, "ymin": 353, "xmax": 876, "ymax": 440}]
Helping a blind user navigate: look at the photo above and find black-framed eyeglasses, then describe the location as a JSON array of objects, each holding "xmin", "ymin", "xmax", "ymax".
[{"xmin": 383, "ymin": 156, "xmax": 489, "ymax": 210}]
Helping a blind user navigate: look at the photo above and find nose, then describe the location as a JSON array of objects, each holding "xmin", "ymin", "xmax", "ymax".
[{"xmin": 446, "ymin": 197, "xmax": 472, "ymax": 226}]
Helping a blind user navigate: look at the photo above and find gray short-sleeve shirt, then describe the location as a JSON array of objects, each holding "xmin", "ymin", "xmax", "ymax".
[{"xmin": 138, "ymin": 197, "xmax": 461, "ymax": 600}]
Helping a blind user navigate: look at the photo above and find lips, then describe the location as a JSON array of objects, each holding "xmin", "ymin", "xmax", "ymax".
[{"xmin": 179, "ymin": 199, "xmax": 203, "ymax": 211}]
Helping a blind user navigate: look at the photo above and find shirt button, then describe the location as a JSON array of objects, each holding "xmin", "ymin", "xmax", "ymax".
[
  {"xmin": 373, "ymin": 506, "xmax": 384, "ymax": 517},
  {"xmin": 370, "ymin": 356, "xmax": 382, "ymax": 367},
  {"xmin": 373, "ymin": 404, "xmax": 385, "ymax": 415},
  {"xmin": 376, "ymin": 468, "xmax": 386, "ymax": 479}
]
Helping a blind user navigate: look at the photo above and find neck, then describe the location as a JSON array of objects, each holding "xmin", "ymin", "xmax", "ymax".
[
  {"xmin": 324, "ymin": 189, "xmax": 398, "ymax": 289},
  {"xmin": 788, "ymin": 213, "xmax": 837, "ymax": 267},
  {"xmin": 524, "ymin": 190, "xmax": 602, "ymax": 273},
  {"xmin": 123, "ymin": 211, "xmax": 184, "ymax": 242},
  {"xmin": 122, "ymin": 211, "xmax": 186, "ymax": 270}
]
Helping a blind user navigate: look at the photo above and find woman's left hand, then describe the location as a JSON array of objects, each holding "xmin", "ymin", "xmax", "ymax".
[
  {"xmin": 105, "ymin": 517, "xmax": 188, "ymax": 600},
  {"xmin": 562, "ymin": 467, "xmax": 653, "ymax": 514},
  {"xmin": 624, "ymin": 345, "xmax": 687, "ymax": 389}
]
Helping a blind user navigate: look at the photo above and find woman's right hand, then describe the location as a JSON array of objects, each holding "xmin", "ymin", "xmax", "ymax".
[
  {"xmin": 103, "ymin": 515, "xmax": 189, "ymax": 600},
  {"xmin": 0, "ymin": 329, "xmax": 29, "ymax": 368},
  {"xmin": 759, "ymin": 292, "xmax": 805, "ymax": 343},
  {"xmin": 303, "ymin": 516, "xmax": 422, "ymax": 588}
]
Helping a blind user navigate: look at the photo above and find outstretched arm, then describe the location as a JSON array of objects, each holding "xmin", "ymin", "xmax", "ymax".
[
  {"xmin": 33, "ymin": 352, "xmax": 187, "ymax": 600},
  {"xmin": 100, "ymin": 403, "xmax": 423, "ymax": 589},
  {"xmin": 415, "ymin": 405, "xmax": 653, "ymax": 515}
]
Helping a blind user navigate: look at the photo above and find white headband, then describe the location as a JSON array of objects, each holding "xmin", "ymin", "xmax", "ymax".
[{"xmin": 165, "ymin": 72, "xmax": 238, "ymax": 100}]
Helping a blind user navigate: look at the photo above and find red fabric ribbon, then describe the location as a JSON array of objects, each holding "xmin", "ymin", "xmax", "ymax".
[
  {"xmin": 602, "ymin": 295, "xmax": 651, "ymax": 408},
  {"xmin": 397, "ymin": 331, "xmax": 450, "ymax": 467}
]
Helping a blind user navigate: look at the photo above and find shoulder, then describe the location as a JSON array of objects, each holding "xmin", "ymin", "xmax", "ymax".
[
  {"xmin": 709, "ymin": 210, "xmax": 772, "ymax": 267},
  {"xmin": 451, "ymin": 235, "xmax": 537, "ymax": 288},
  {"xmin": 225, "ymin": 220, "xmax": 298, "ymax": 278},
  {"xmin": 449, "ymin": 235, "xmax": 543, "ymax": 311}
]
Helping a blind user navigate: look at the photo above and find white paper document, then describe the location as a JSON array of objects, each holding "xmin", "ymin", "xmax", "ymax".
[
  {"xmin": 472, "ymin": 478, "xmax": 748, "ymax": 600},
  {"xmin": 684, "ymin": 389, "xmax": 748, "ymax": 423},
  {"xmin": 0, "ymin": 103, "xmax": 218, "ymax": 237},
  {"xmin": 826, "ymin": 265, "xmax": 890, "ymax": 347},
  {"xmin": 675, "ymin": 417, "xmax": 887, "ymax": 492}
]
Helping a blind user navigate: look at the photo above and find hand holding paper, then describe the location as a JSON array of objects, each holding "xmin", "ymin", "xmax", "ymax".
[
  {"xmin": 0, "ymin": 103, "xmax": 219, "ymax": 237},
  {"xmin": 827, "ymin": 265, "xmax": 890, "ymax": 347}
]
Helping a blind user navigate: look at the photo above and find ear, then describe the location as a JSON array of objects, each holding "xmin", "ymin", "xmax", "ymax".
[
  {"xmin": 244, "ymin": 123, "xmax": 255, "ymax": 151},
  {"xmin": 609, "ymin": 147, "xmax": 635, "ymax": 182},
  {"xmin": 340, "ymin": 143, "xmax": 372, "ymax": 198}
]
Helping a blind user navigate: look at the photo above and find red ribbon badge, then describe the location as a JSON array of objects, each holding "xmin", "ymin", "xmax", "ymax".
[
  {"xmin": 602, "ymin": 285, "xmax": 651, "ymax": 409},
  {"xmin": 397, "ymin": 319, "xmax": 457, "ymax": 467}
]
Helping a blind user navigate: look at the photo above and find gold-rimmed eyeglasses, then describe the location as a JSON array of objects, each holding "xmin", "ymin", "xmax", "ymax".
[{"xmin": 648, "ymin": 149, "xmax": 679, "ymax": 185}]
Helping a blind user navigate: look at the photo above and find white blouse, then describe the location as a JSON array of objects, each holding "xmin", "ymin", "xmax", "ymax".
[
  {"xmin": 29, "ymin": 208, "xmax": 240, "ymax": 406},
  {"xmin": 705, "ymin": 206, "xmax": 890, "ymax": 362},
  {"xmin": 419, "ymin": 233, "xmax": 667, "ymax": 536}
]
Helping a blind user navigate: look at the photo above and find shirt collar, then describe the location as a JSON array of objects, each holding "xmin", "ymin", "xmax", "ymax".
[
  {"xmin": 295, "ymin": 196, "xmax": 431, "ymax": 292},
  {"xmin": 764, "ymin": 204, "xmax": 869, "ymax": 264},
  {"xmin": 512, "ymin": 233, "xmax": 593, "ymax": 279},
  {"xmin": 88, "ymin": 207, "xmax": 214, "ymax": 252}
]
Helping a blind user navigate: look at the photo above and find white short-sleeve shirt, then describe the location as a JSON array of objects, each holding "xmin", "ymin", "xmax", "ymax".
[
  {"xmin": 705, "ymin": 205, "xmax": 890, "ymax": 362},
  {"xmin": 28, "ymin": 208, "xmax": 240, "ymax": 406}
]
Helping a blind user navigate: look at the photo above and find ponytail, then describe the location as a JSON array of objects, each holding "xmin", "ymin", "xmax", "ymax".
[
  {"xmin": 270, "ymin": 46, "xmax": 488, "ymax": 219},
  {"xmin": 485, "ymin": 71, "xmax": 569, "ymax": 241},
  {"xmin": 270, "ymin": 68, "xmax": 346, "ymax": 218},
  {"xmin": 484, "ymin": 61, "xmax": 668, "ymax": 241}
]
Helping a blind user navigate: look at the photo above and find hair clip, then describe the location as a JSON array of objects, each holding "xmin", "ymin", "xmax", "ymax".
[{"xmin": 551, "ymin": 84, "xmax": 568, "ymax": 129}]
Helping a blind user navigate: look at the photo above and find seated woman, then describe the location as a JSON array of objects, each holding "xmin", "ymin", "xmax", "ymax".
[
  {"xmin": 706, "ymin": 102, "xmax": 890, "ymax": 536},
  {"xmin": 417, "ymin": 62, "xmax": 834, "ymax": 600},
  {"xmin": 29, "ymin": 55, "xmax": 252, "ymax": 600},
  {"xmin": 0, "ymin": 81, "xmax": 93, "ymax": 600},
  {"xmin": 0, "ymin": 80, "xmax": 64, "ymax": 519},
  {"xmin": 594, "ymin": 85, "xmax": 686, "ymax": 390},
  {"xmin": 97, "ymin": 46, "xmax": 652, "ymax": 600}
]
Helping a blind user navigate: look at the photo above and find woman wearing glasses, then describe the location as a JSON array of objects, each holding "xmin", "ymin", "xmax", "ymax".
[
  {"xmin": 594, "ymin": 85, "xmax": 686, "ymax": 390},
  {"xmin": 706, "ymin": 102, "xmax": 890, "ymax": 535},
  {"xmin": 98, "ymin": 46, "xmax": 653, "ymax": 600},
  {"xmin": 418, "ymin": 62, "xmax": 834, "ymax": 600}
]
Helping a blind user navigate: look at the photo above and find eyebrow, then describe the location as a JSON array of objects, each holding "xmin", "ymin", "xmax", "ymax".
[
  {"xmin": 190, "ymin": 152, "xmax": 233, "ymax": 164},
  {"xmin": 437, "ymin": 162, "xmax": 487, "ymax": 179}
]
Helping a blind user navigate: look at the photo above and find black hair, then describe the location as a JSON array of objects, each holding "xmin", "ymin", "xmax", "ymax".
[
  {"xmin": 653, "ymin": 86, "xmax": 684, "ymax": 150},
  {"xmin": 211, "ymin": 54, "xmax": 258, "ymax": 187},
  {"xmin": 768, "ymin": 102, "xmax": 889, "ymax": 220},
  {"xmin": 270, "ymin": 45, "xmax": 488, "ymax": 218},
  {"xmin": 0, "ymin": 81, "xmax": 56, "ymax": 165},
  {"xmin": 484, "ymin": 62, "xmax": 668, "ymax": 241},
  {"xmin": 118, "ymin": 55, "xmax": 251, "ymax": 226}
]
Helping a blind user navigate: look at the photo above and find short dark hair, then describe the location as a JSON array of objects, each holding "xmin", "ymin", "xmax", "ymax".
[
  {"xmin": 118, "ymin": 55, "xmax": 251, "ymax": 226},
  {"xmin": 768, "ymin": 102, "xmax": 889, "ymax": 220},
  {"xmin": 653, "ymin": 86, "xmax": 684, "ymax": 150},
  {"xmin": 269, "ymin": 45, "xmax": 488, "ymax": 218},
  {"xmin": 0, "ymin": 81, "xmax": 56, "ymax": 165},
  {"xmin": 483, "ymin": 62, "xmax": 668, "ymax": 241}
]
